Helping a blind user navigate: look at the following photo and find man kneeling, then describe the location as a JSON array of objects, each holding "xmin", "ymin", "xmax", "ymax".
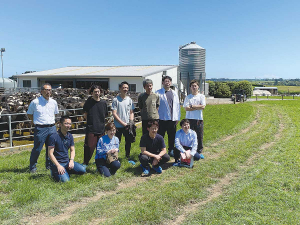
[
  {"xmin": 139, "ymin": 120, "xmax": 170, "ymax": 176},
  {"xmin": 48, "ymin": 116, "xmax": 86, "ymax": 182}
]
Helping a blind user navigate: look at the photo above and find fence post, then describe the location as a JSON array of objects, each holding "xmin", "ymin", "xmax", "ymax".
[
  {"xmin": 256, "ymin": 95, "xmax": 258, "ymax": 101},
  {"xmin": 282, "ymin": 95, "xmax": 283, "ymax": 100},
  {"xmin": 267, "ymin": 95, "xmax": 269, "ymax": 100},
  {"xmin": 293, "ymin": 95, "xmax": 294, "ymax": 99},
  {"xmin": 8, "ymin": 115, "xmax": 13, "ymax": 147}
]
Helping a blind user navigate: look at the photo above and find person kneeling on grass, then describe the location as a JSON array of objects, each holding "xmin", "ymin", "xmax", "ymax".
[
  {"xmin": 139, "ymin": 120, "xmax": 170, "ymax": 176},
  {"xmin": 173, "ymin": 119, "xmax": 201, "ymax": 166},
  {"xmin": 48, "ymin": 116, "xmax": 86, "ymax": 182},
  {"xmin": 95, "ymin": 122, "xmax": 121, "ymax": 177}
]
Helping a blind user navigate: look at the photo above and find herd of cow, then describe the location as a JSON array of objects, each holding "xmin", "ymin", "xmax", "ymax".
[{"xmin": 0, "ymin": 88, "xmax": 141, "ymax": 147}]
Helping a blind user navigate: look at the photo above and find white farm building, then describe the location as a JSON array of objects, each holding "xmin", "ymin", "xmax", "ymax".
[{"xmin": 14, "ymin": 65, "xmax": 178, "ymax": 93}]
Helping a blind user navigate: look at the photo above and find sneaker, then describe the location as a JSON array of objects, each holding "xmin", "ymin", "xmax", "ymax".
[
  {"xmin": 168, "ymin": 150, "xmax": 174, "ymax": 157},
  {"xmin": 128, "ymin": 159, "xmax": 136, "ymax": 165},
  {"xmin": 200, "ymin": 154, "xmax": 204, "ymax": 159},
  {"xmin": 172, "ymin": 162, "xmax": 180, "ymax": 167},
  {"xmin": 152, "ymin": 166, "xmax": 162, "ymax": 174},
  {"xmin": 30, "ymin": 168, "xmax": 37, "ymax": 173},
  {"xmin": 140, "ymin": 165, "xmax": 150, "ymax": 176}
]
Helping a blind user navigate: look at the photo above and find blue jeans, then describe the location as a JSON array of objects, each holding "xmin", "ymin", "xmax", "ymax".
[
  {"xmin": 50, "ymin": 161, "xmax": 86, "ymax": 182},
  {"xmin": 30, "ymin": 125, "xmax": 57, "ymax": 170}
]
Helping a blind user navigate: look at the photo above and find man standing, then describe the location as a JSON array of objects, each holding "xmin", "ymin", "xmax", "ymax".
[
  {"xmin": 83, "ymin": 85, "xmax": 108, "ymax": 165},
  {"xmin": 183, "ymin": 80, "xmax": 206, "ymax": 158},
  {"xmin": 112, "ymin": 81, "xmax": 135, "ymax": 165},
  {"xmin": 156, "ymin": 76, "xmax": 181, "ymax": 156},
  {"xmin": 138, "ymin": 79, "xmax": 160, "ymax": 135},
  {"xmin": 139, "ymin": 120, "xmax": 170, "ymax": 176},
  {"xmin": 48, "ymin": 116, "xmax": 86, "ymax": 182},
  {"xmin": 27, "ymin": 83, "xmax": 59, "ymax": 173}
]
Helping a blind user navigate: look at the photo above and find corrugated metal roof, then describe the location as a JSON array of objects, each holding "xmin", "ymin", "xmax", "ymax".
[
  {"xmin": 15, "ymin": 65, "xmax": 177, "ymax": 77},
  {"xmin": 254, "ymin": 87, "xmax": 278, "ymax": 90}
]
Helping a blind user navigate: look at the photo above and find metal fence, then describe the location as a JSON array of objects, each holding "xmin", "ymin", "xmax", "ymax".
[
  {"xmin": 0, "ymin": 108, "xmax": 96, "ymax": 148},
  {"xmin": 0, "ymin": 106, "xmax": 141, "ymax": 148}
]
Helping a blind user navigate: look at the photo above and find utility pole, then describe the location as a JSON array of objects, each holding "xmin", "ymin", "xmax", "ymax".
[{"xmin": 1, "ymin": 48, "xmax": 5, "ymax": 88}]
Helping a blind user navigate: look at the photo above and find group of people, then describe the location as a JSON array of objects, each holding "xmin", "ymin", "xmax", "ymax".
[{"xmin": 27, "ymin": 76, "xmax": 206, "ymax": 182}]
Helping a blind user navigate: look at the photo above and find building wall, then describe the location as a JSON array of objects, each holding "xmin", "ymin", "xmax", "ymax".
[
  {"xmin": 16, "ymin": 67, "xmax": 178, "ymax": 92},
  {"xmin": 17, "ymin": 77, "xmax": 38, "ymax": 88},
  {"xmin": 109, "ymin": 77, "xmax": 144, "ymax": 92}
]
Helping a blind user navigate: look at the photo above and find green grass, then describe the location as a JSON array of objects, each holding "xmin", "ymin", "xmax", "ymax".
[{"xmin": 1, "ymin": 100, "xmax": 300, "ymax": 224}]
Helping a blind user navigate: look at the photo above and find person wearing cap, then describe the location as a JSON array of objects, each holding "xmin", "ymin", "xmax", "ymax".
[
  {"xmin": 48, "ymin": 116, "xmax": 86, "ymax": 182},
  {"xmin": 27, "ymin": 83, "xmax": 59, "ymax": 173},
  {"xmin": 156, "ymin": 76, "xmax": 180, "ymax": 156},
  {"xmin": 138, "ymin": 79, "xmax": 160, "ymax": 135},
  {"xmin": 183, "ymin": 79, "xmax": 206, "ymax": 158}
]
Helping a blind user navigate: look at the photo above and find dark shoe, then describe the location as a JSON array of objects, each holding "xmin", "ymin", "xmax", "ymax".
[{"xmin": 168, "ymin": 150, "xmax": 174, "ymax": 157}]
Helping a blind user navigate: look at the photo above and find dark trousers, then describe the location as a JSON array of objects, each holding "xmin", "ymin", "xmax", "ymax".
[
  {"xmin": 174, "ymin": 146, "xmax": 201, "ymax": 162},
  {"xmin": 84, "ymin": 132, "xmax": 104, "ymax": 165},
  {"xmin": 158, "ymin": 120, "xmax": 177, "ymax": 151},
  {"xmin": 139, "ymin": 153, "xmax": 170, "ymax": 168},
  {"xmin": 142, "ymin": 120, "xmax": 150, "ymax": 135},
  {"xmin": 115, "ymin": 127, "xmax": 132, "ymax": 158},
  {"xmin": 189, "ymin": 119, "xmax": 204, "ymax": 153},
  {"xmin": 95, "ymin": 158, "xmax": 121, "ymax": 177}
]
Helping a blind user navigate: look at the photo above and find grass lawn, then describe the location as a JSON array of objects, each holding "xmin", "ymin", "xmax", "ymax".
[{"xmin": 1, "ymin": 100, "xmax": 300, "ymax": 224}]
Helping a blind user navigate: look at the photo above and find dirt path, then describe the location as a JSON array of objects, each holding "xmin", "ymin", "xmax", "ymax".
[
  {"xmin": 23, "ymin": 106, "xmax": 281, "ymax": 225},
  {"xmin": 165, "ymin": 113, "xmax": 285, "ymax": 225}
]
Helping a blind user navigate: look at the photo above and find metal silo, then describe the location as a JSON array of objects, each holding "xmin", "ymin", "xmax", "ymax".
[{"xmin": 179, "ymin": 42, "xmax": 206, "ymax": 94}]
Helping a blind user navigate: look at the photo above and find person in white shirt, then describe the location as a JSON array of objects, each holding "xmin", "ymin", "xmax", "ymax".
[
  {"xmin": 183, "ymin": 80, "xmax": 206, "ymax": 159},
  {"xmin": 174, "ymin": 119, "xmax": 201, "ymax": 164},
  {"xmin": 156, "ymin": 76, "xmax": 180, "ymax": 156},
  {"xmin": 27, "ymin": 83, "xmax": 59, "ymax": 173}
]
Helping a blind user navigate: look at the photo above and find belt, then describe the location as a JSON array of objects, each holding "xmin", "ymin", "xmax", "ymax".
[{"xmin": 35, "ymin": 124, "xmax": 55, "ymax": 128}]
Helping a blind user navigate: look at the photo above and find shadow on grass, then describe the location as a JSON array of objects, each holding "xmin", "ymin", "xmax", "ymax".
[
  {"xmin": 29, "ymin": 173, "xmax": 49, "ymax": 179},
  {"xmin": 0, "ymin": 167, "xmax": 29, "ymax": 173}
]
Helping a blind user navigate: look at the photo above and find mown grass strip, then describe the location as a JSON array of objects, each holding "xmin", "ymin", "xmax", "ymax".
[
  {"xmin": 183, "ymin": 101, "xmax": 300, "ymax": 224},
  {"xmin": 0, "ymin": 103, "xmax": 256, "ymax": 224},
  {"xmin": 50, "ymin": 103, "xmax": 282, "ymax": 224}
]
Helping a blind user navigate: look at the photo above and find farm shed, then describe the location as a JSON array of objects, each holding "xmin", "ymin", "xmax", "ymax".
[
  {"xmin": 14, "ymin": 65, "xmax": 178, "ymax": 93},
  {"xmin": 253, "ymin": 87, "xmax": 278, "ymax": 95}
]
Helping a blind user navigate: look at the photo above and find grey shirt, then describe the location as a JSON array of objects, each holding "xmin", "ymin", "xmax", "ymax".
[{"xmin": 138, "ymin": 92, "xmax": 160, "ymax": 120}]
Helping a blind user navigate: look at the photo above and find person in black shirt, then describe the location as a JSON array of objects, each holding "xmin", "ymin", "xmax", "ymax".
[
  {"xmin": 83, "ymin": 85, "xmax": 108, "ymax": 165},
  {"xmin": 139, "ymin": 120, "xmax": 170, "ymax": 176}
]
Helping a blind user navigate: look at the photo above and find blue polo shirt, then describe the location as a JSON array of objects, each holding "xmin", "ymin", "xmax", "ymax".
[{"xmin": 48, "ymin": 130, "xmax": 74, "ymax": 164}]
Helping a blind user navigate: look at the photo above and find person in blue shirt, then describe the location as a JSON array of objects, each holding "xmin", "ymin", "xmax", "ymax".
[
  {"xmin": 174, "ymin": 119, "xmax": 201, "ymax": 165},
  {"xmin": 48, "ymin": 116, "xmax": 86, "ymax": 182},
  {"xmin": 95, "ymin": 122, "xmax": 121, "ymax": 177}
]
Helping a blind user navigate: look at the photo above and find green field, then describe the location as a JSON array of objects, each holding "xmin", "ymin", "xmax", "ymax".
[
  {"xmin": 267, "ymin": 85, "xmax": 300, "ymax": 94},
  {"xmin": 1, "ymin": 100, "xmax": 300, "ymax": 224}
]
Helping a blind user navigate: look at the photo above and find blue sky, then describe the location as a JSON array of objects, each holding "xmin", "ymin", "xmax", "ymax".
[{"xmin": 1, "ymin": 0, "xmax": 300, "ymax": 79}]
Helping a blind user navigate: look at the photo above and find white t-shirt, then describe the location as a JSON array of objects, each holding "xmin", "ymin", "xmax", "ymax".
[{"xmin": 183, "ymin": 93, "xmax": 206, "ymax": 120}]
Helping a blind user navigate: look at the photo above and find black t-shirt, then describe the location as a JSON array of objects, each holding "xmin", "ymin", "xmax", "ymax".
[
  {"xmin": 83, "ymin": 97, "xmax": 108, "ymax": 134},
  {"xmin": 140, "ymin": 133, "xmax": 166, "ymax": 154}
]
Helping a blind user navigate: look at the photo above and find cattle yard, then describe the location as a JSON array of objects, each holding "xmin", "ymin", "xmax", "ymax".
[{"xmin": 0, "ymin": 88, "xmax": 142, "ymax": 149}]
